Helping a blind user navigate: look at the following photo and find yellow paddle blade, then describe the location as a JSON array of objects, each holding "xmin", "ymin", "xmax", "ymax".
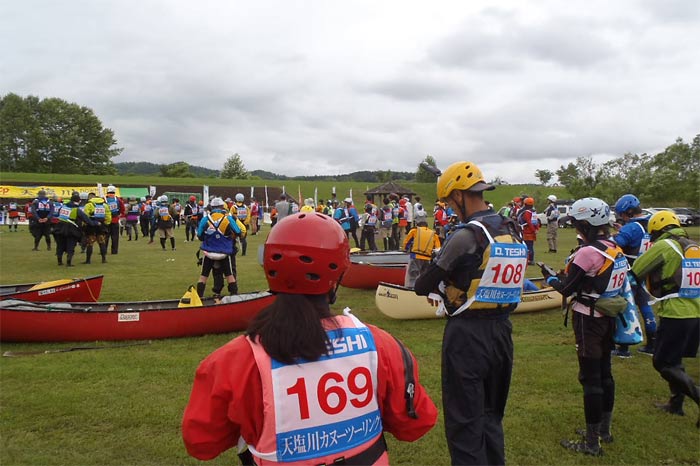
[
  {"xmin": 178, "ymin": 285, "xmax": 203, "ymax": 308},
  {"xmin": 349, "ymin": 247, "xmax": 361, "ymax": 254},
  {"xmin": 28, "ymin": 279, "xmax": 74, "ymax": 291}
]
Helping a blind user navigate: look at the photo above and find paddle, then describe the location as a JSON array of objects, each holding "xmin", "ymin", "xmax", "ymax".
[
  {"xmin": 0, "ymin": 301, "xmax": 93, "ymax": 312},
  {"xmin": 2, "ymin": 340, "xmax": 152, "ymax": 357}
]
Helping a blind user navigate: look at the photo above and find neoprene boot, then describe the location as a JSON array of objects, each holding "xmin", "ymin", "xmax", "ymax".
[
  {"xmin": 228, "ymin": 282, "xmax": 238, "ymax": 296},
  {"xmin": 160, "ymin": 238, "xmax": 166, "ymax": 250},
  {"xmin": 562, "ymin": 423, "xmax": 602, "ymax": 456},
  {"xmin": 84, "ymin": 249, "xmax": 92, "ymax": 264},
  {"xmin": 655, "ymin": 391, "xmax": 685, "ymax": 416},
  {"xmin": 57, "ymin": 255, "xmax": 63, "ymax": 266},
  {"xmin": 196, "ymin": 282, "xmax": 206, "ymax": 298},
  {"xmin": 638, "ymin": 334, "xmax": 655, "ymax": 355},
  {"xmin": 47, "ymin": 240, "xmax": 51, "ymax": 251},
  {"xmin": 66, "ymin": 254, "xmax": 74, "ymax": 267},
  {"xmin": 170, "ymin": 237, "xmax": 176, "ymax": 250},
  {"xmin": 101, "ymin": 254, "xmax": 107, "ymax": 263},
  {"xmin": 383, "ymin": 238, "xmax": 388, "ymax": 251}
]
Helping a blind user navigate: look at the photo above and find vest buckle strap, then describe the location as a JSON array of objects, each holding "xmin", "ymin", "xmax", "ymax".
[{"xmin": 315, "ymin": 434, "xmax": 387, "ymax": 466}]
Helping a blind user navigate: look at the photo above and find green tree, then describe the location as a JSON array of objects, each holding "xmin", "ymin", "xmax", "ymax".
[
  {"xmin": 555, "ymin": 156, "xmax": 602, "ymax": 199},
  {"xmin": 640, "ymin": 136, "xmax": 699, "ymax": 205},
  {"xmin": 416, "ymin": 155, "xmax": 439, "ymax": 183},
  {"xmin": 0, "ymin": 93, "xmax": 120, "ymax": 174},
  {"xmin": 534, "ymin": 169, "xmax": 553, "ymax": 186},
  {"xmin": 220, "ymin": 153, "xmax": 248, "ymax": 179},
  {"xmin": 160, "ymin": 161, "xmax": 194, "ymax": 178}
]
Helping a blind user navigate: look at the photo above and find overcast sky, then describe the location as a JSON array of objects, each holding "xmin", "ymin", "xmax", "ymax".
[{"xmin": 2, "ymin": 0, "xmax": 699, "ymax": 182}]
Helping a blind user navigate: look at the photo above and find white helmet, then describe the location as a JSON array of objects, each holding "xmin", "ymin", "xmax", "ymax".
[
  {"xmin": 344, "ymin": 197, "xmax": 353, "ymax": 203},
  {"xmin": 569, "ymin": 197, "xmax": 610, "ymax": 227},
  {"xmin": 159, "ymin": 195, "xmax": 168, "ymax": 203},
  {"xmin": 235, "ymin": 193, "xmax": 245, "ymax": 202},
  {"xmin": 140, "ymin": 197, "xmax": 146, "ymax": 202},
  {"xmin": 79, "ymin": 192, "xmax": 88, "ymax": 200},
  {"xmin": 106, "ymin": 185, "xmax": 116, "ymax": 193},
  {"xmin": 547, "ymin": 194, "xmax": 557, "ymax": 202},
  {"xmin": 210, "ymin": 197, "xmax": 225, "ymax": 207}
]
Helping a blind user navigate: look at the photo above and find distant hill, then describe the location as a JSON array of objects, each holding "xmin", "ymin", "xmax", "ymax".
[
  {"xmin": 116, "ymin": 162, "xmax": 416, "ymax": 182},
  {"xmin": 115, "ymin": 162, "xmax": 219, "ymax": 177}
]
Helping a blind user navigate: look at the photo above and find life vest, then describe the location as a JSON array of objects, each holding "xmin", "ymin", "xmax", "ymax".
[
  {"xmin": 391, "ymin": 204, "xmax": 400, "ymax": 225},
  {"xmin": 35, "ymin": 199, "xmax": 51, "ymax": 217},
  {"xmin": 622, "ymin": 221, "xmax": 651, "ymax": 261},
  {"xmin": 440, "ymin": 216, "xmax": 528, "ymax": 316},
  {"xmin": 129, "ymin": 203, "xmax": 140, "ymax": 215},
  {"xmin": 201, "ymin": 212, "xmax": 235, "ymax": 254},
  {"xmin": 648, "ymin": 236, "xmax": 700, "ymax": 301},
  {"xmin": 517, "ymin": 209, "xmax": 539, "ymax": 230},
  {"xmin": 365, "ymin": 210, "xmax": 378, "ymax": 227},
  {"xmin": 245, "ymin": 313, "xmax": 382, "ymax": 465},
  {"xmin": 158, "ymin": 206, "xmax": 171, "ymax": 222},
  {"xmin": 236, "ymin": 204, "xmax": 249, "ymax": 221},
  {"xmin": 380, "ymin": 206, "xmax": 393, "ymax": 228},
  {"xmin": 106, "ymin": 196, "xmax": 120, "ymax": 215},
  {"xmin": 567, "ymin": 240, "xmax": 628, "ymax": 313},
  {"xmin": 91, "ymin": 201, "xmax": 107, "ymax": 221},
  {"xmin": 142, "ymin": 203, "xmax": 153, "ymax": 216},
  {"xmin": 58, "ymin": 204, "xmax": 76, "ymax": 222},
  {"xmin": 8, "ymin": 202, "xmax": 19, "ymax": 217},
  {"xmin": 409, "ymin": 227, "xmax": 438, "ymax": 260},
  {"xmin": 52, "ymin": 202, "xmax": 62, "ymax": 217}
]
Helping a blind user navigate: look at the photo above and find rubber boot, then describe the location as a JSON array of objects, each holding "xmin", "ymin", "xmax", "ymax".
[
  {"xmin": 242, "ymin": 243, "xmax": 247, "ymax": 256},
  {"xmin": 83, "ymin": 249, "xmax": 92, "ymax": 264},
  {"xmin": 160, "ymin": 238, "xmax": 166, "ymax": 250},
  {"xmin": 170, "ymin": 237, "xmax": 176, "ymax": 251},
  {"xmin": 196, "ymin": 282, "xmax": 206, "ymax": 298},
  {"xmin": 383, "ymin": 237, "xmax": 388, "ymax": 251},
  {"xmin": 57, "ymin": 255, "xmax": 63, "ymax": 266},
  {"xmin": 655, "ymin": 391, "xmax": 685, "ymax": 416},
  {"xmin": 638, "ymin": 334, "xmax": 655, "ymax": 355},
  {"xmin": 46, "ymin": 239, "xmax": 51, "ymax": 251},
  {"xmin": 228, "ymin": 282, "xmax": 238, "ymax": 296},
  {"xmin": 66, "ymin": 254, "xmax": 74, "ymax": 267},
  {"xmin": 561, "ymin": 423, "xmax": 602, "ymax": 456},
  {"xmin": 101, "ymin": 254, "xmax": 107, "ymax": 263}
]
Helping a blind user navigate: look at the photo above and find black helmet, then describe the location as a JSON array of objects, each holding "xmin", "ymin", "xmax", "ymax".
[{"xmin": 71, "ymin": 191, "xmax": 80, "ymax": 203}]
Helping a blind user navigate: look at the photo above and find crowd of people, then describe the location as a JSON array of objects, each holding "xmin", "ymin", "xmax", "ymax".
[{"xmin": 2, "ymin": 173, "xmax": 697, "ymax": 465}]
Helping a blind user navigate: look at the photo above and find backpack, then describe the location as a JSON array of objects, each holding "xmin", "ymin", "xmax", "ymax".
[{"xmin": 573, "ymin": 241, "xmax": 629, "ymax": 317}]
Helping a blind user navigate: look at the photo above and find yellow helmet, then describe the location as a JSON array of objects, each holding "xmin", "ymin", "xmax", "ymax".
[
  {"xmin": 648, "ymin": 210, "xmax": 680, "ymax": 236},
  {"xmin": 436, "ymin": 161, "xmax": 494, "ymax": 200}
]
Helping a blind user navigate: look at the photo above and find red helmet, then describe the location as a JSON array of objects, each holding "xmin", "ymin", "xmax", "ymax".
[
  {"xmin": 264, "ymin": 213, "xmax": 349, "ymax": 294},
  {"xmin": 189, "ymin": 195, "xmax": 196, "ymax": 202}
]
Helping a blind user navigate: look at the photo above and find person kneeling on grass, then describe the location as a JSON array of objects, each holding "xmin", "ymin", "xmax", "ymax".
[{"xmin": 182, "ymin": 212, "xmax": 437, "ymax": 464}]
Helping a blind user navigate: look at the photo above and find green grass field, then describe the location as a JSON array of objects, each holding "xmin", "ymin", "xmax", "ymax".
[{"xmin": 1, "ymin": 224, "xmax": 699, "ymax": 465}]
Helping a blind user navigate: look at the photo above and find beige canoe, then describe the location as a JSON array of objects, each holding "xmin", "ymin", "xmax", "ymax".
[{"xmin": 375, "ymin": 278, "xmax": 562, "ymax": 320}]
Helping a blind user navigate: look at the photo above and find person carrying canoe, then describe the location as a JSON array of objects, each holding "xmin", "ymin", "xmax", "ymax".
[
  {"xmin": 183, "ymin": 212, "xmax": 437, "ymax": 464},
  {"xmin": 195, "ymin": 197, "xmax": 245, "ymax": 299},
  {"xmin": 414, "ymin": 161, "xmax": 526, "ymax": 466}
]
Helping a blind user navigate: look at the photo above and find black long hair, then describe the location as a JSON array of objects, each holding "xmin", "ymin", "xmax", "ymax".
[
  {"xmin": 574, "ymin": 219, "xmax": 611, "ymax": 244},
  {"xmin": 246, "ymin": 293, "xmax": 337, "ymax": 364}
]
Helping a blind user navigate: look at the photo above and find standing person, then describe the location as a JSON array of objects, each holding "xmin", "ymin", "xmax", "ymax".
[
  {"xmin": 103, "ymin": 185, "xmax": 124, "ymax": 255},
  {"xmin": 54, "ymin": 192, "xmax": 92, "ymax": 267},
  {"xmin": 183, "ymin": 196, "xmax": 199, "ymax": 243},
  {"xmin": 274, "ymin": 193, "xmax": 291, "ymax": 225},
  {"xmin": 249, "ymin": 196, "xmax": 259, "ymax": 235},
  {"xmin": 403, "ymin": 195, "xmax": 413, "ymax": 234},
  {"xmin": 611, "ymin": 193, "xmax": 657, "ymax": 357},
  {"xmin": 30, "ymin": 190, "xmax": 53, "ymax": 251},
  {"xmin": 544, "ymin": 194, "xmax": 560, "ymax": 253},
  {"xmin": 433, "ymin": 201, "xmax": 449, "ymax": 240},
  {"xmin": 414, "ymin": 161, "xmax": 527, "ymax": 465},
  {"xmin": 300, "ymin": 197, "xmax": 315, "ymax": 212},
  {"xmin": 630, "ymin": 211, "xmax": 700, "ymax": 424},
  {"xmin": 195, "ymin": 197, "xmax": 244, "ymax": 299},
  {"xmin": 140, "ymin": 196, "xmax": 153, "ymax": 241},
  {"xmin": 545, "ymin": 197, "xmax": 626, "ymax": 456},
  {"xmin": 359, "ymin": 200, "xmax": 379, "ymax": 252},
  {"xmin": 412, "ymin": 196, "xmax": 423, "ymax": 227},
  {"xmin": 125, "ymin": 197, "xmax": 141, "ymax": 241},
  {"xmin": 82, "ymin": 194, "xmax": 111, "ymax": 264},
  {"xmin": 517, "ymin": 197, "xmax": 540, "ymax": 265},
  {"xmin": 182, "ymin": 212, "xmax": 437, "ymax": 463},
  {"xmin": 155, "ymin": 195, "xmax": 176, "ymax": 251},
  {"xmin": 172, "ymin": 198, "xmax": 182, "ymax": 228},
  {"xmin": 403, "ymin": 219, "xmax": 440, "ymax": 288},
  {"xmin": 390, "ymin": 194, "xmax": 403, "ymax": 250},
  {"xmin": 334, "ymin": 198, "xmax": 360, "ymax": 248},
  {"xmin": 232, "ymin": 193, "xmax": 250, "ymax": 256},
  {"xmin": 6, "ymin": 200, "xmax": 19, "ymax": 232},
  {"xmin": 378, "ymin": 198, "xmax": 394, "ymax": 251}
]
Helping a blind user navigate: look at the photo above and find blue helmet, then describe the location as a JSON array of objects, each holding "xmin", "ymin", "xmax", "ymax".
[{"xmin": 614, "ymin": 194, "xmax": 640, "ymax": 215}]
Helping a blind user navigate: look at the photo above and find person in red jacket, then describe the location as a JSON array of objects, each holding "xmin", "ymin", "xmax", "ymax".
[
  {"xmin": 182, "ymin": 212, "xmax": 437, "ymax": 465},
  {"xmin": 517, "ymin": 197, "xmax": 540, "ymax": 265}
]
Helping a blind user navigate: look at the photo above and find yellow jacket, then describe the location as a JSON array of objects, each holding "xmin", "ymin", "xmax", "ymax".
[{"xmin": 403, "ymin": 226, "xmax": 440, "ymax": 260}]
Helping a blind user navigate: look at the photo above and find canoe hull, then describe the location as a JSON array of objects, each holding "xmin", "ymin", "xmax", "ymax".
[
  {"xmin": 0, "ymin": 292, "xmax": 275, "ymax": 342},
  {"xmin": 0, "ymin": 276, "xmax": 104, "ymax": 303},
  {"xmin": 375, "ymin": 279, "xmax": 561, "ymax": 320},
  {"xmin": 341, "ymin": 263, "xmax": 407, "ymax": 289}
]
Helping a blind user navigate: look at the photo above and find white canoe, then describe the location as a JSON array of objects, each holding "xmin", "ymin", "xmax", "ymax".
[{"xmin": 375, "ymin": 278, "xmax": 562, "ymax": 320}]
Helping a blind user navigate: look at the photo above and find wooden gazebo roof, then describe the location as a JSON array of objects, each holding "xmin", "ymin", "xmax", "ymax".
[{"xmin": 363, "ymin": 181, "xmax": 416, "ymax": 198}]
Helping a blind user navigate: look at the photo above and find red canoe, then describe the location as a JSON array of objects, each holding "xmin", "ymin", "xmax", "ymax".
[
  {"xmin": 340, "ymin": 263, "xmax": 407, "ymax": 289},
  {"xmin": 0, "ymin": 275, "xmax": 104, "ymax": 303},
  {"xmin": 0, "ymin": 291, "xmax": 275, "ymax": 342}
]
